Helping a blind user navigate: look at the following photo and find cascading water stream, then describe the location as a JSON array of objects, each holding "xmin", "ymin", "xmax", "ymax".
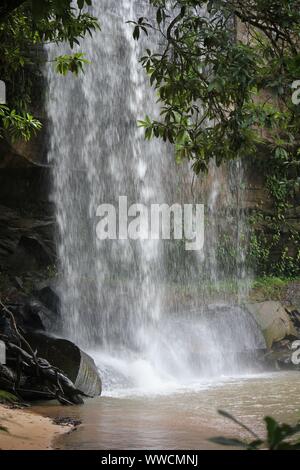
[{"xmin": 47, "ymin": 0, "xmax": 265, "ymax": 393}]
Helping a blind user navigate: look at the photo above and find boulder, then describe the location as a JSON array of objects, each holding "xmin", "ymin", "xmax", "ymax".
[
  {"xmin": 24, "ymin": 298, "xmax": 60, "ymax": 331},
  {"xmin": 1, "ymin": 295, "xmax": 45, "ymax": 333},
  {"xmin": 288, "ymin": 308, "xmax": 300, "ymax": 329},
  {"xmin": 34, "ymin": 284, "xmax": 61, "ymax": 316},
  {"xmin": 245, "ymin": 301, "xmax": 298, "ymax": 349},
  {"xmin": 0, "ymin": 204, "xmax": 55, "ymax": 273},
  {"xmin": 24, "ymin": 331, "xmax": 102, "ymax": 397},
  {"xmin": 1, "ymin": 291, "xmax": 57, "ymax": 333}
]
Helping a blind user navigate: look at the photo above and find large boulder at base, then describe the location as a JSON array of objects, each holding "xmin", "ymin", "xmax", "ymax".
[
  {"xmin": 24, "ymin": 331, "xmax": 102, "ymax": 397},
  {"xmin": 245, "ymin": 301, "xmax": 298, "ymax": 349}
]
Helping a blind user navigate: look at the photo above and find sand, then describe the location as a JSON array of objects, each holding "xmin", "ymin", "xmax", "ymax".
[{"xmin": 0, "ymin": 405, "xmax": 70, "ymax": 450}]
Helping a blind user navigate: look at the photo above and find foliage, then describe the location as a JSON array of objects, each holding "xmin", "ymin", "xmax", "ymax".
[
  {"xmin": 249, "ymin": 229, "xmax": 300, "ymax": 277},
  {"xmin": 0, "ymin": 105, "xmax": 42, "ymax": 142},
  {"xmin": 0, "ymin": 0, "xmax": 99, "ymax": 142},
  {"xmin": 54, "ymin": 53, "xmax": 90, "ymax": 76},
  {"xmin": 130, "ymin": 1, "xmax": 300, "ymax": 173},
  {"xmin": 249, "ymin": 276, "xmax": 291, "ymax": 301},
  {"xmin": 129, "ymin": 1, "xmax": 300, "ymax": 278},
  {"xmin": 0, "ymin": 1, "xmax": 95, "ymax": 28},
  {"xmin": 247, "ymin": 149, "xmax": 300, "ymax": 277},
  {"xmin": 210, "ymin": 410, "xmax": 300, "ymax": 450}
]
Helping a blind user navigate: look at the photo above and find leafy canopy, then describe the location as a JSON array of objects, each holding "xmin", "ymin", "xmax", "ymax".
[
  {"xmin": 0, "ymin": 0, "xmax": 99, "ymax": 141},
  {"xmin": 131, "ymin": 0, "xmax": 300, "ymax": 173}
]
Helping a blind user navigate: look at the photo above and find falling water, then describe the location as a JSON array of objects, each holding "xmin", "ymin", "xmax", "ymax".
[{"xmin": 47, "ymin": 0, "xmax": 264, "ymax": 392}]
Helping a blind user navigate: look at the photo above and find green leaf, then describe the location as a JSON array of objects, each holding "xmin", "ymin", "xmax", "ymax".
[
  {"xmin": 157, "ymin": 8, "xmax": 163, "ymax": 25},
  {"xmin": 133, "ymin": 26, "xmax": 140, "ymax": 41},
  {"xmin": 209, "ymin": 437, "xmax": 249, "ymax": 448}
]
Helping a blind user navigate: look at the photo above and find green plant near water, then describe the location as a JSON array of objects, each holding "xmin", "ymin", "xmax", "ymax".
[
  {"xmin": 246, "ymin": 146, "xmax": 300, "ymax": 278},
  {"xmin": 250, "ymin": 276, "xmax": 289, "ymax": 301},
  {"xmin": 211, "ymin": 410, "xmax": 300, "ymax": 450},
  {"xmin": 248, "ymin": 216, "xmax": 300, "ymax": 278}
]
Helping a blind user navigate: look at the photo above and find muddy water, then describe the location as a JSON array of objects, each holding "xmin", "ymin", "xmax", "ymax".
[{"xmin": 34, "ymin": 372, "xmax": 300, "ymax": 450}]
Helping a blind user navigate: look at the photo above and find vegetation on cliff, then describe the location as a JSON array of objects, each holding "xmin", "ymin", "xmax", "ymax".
[
  {"xmin": 0, "ymin": 0, "xmax": 99, "ymax": 142},
  {"xmin": 0, "ymin": 1, "xmax": 102, "ymax": 409},
  {"xmin": 130, "ymin": 0, "xmax": 300, "ymax": 277},
  {"xmin": 1, "ymin": 0, "xmax": 300, "ymax": 278}
]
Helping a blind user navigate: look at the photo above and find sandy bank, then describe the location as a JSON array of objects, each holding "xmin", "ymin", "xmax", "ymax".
[{"xmin": 0, "ymin": 405, "xmax": 70, "ymax": 450}]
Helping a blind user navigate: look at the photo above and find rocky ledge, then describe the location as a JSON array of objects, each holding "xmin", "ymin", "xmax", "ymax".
[{"xmin": 0, "ymin": 198, "xmax": 101, "ymax": 406}]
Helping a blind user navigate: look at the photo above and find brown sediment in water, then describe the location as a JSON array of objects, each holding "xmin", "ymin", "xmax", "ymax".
[
  {"xmin": 0, "ymin": 405, "xmax": 71, "ymax": 450},
  {"xmin": 33, "ymin": 372, "xmax": 300, "ymax": 450}
]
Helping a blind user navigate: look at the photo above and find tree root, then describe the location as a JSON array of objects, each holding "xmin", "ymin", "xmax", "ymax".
[{"xmin": 0, "ymin": 299, "xmax": 89, "ymax": 405}]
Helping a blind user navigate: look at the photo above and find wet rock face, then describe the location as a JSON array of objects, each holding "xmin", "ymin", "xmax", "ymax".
[
  {"xmin": 24, "ymin": 298, "xmax": 60, "ymax": 332},
  {"xmin": 0, "ymin": 201, "xmax": 102, "ymax": 401},
  {"xmin": 283, "ymin": 281, "xmax": 300, "ymax": 311},
  {"xmin": 9, "ymin": 235, "xmax": 54, "ymax": 273},
  {"xmin": 245, "ymin": 301, "xmax": 298, "ymax": 349},
  {"xmin": 34, "ymin": 285, "xmax": 61, "ymax": 318},
  {"xmin": 0, "ymin": 203, "xmax": 55, "ymax": 273},
  {"xmin": 0, "ymin": 287, "xmax": 60, "ymax": 334},
  {"xmin": 0, "ymin": 200, "xmax": 102, "ymax": 401}
]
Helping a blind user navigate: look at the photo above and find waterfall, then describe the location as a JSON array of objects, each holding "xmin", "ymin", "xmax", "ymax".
[{"xmin": 46, "ymin": 0, "xmax": 264, "ymax": 392}]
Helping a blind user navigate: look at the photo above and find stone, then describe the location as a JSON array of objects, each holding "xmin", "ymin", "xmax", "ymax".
[
  {"xmin": 34, "ymin": 284, "xmax": 61, "ymax": 316},
  {"xmin": 24, "ymin": 299, "xmax": 60, "ymax": 331},
  {"xmin": 0, "ymin": 204, "xmax": 55, "ymax": 273},
  {"xmin": 245, "ymin": 301, "xmax": 298, "ymax": 349},
  {"xmin": 24, "ymin": 331, "xmax": 102, "ymax": 397},
  {"xmin": 288, "ymin": 309, "xmax": 300, "ymax": 329},
  {"xmin": 8, "ymin": 235, "xmax": 53, "ymax": 273}
]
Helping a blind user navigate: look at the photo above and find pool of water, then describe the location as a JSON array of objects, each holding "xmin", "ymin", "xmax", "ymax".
[{"xmin": 34, "ymin": 371, "xmax": 300, "ymax": 450}]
